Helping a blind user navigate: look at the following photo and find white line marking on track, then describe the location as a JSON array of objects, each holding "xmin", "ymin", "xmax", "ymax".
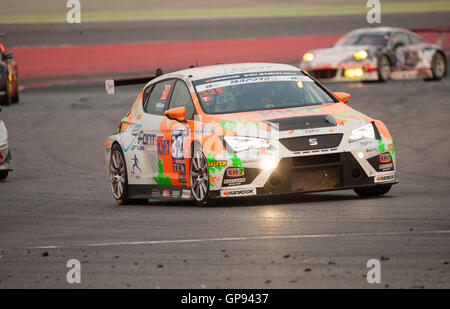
[{"xmin": 23, "ymin": 230, "xmax": 450, "ymax": 250}]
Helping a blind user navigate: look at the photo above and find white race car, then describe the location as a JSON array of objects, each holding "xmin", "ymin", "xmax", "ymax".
[
  {"xmin": 0, "ymin": 110, "xmax": 12, "ymax": 180},
  {"xmin": 300, "ymin": 27, "xmax": 447, "ymax": 82},
  {"xmin": 105, "ymin": 63, "xmax": 397, "ymax": 206}
]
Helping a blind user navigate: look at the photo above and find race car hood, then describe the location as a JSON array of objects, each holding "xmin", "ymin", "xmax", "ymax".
[
  {"xmin": 202, "ymin": 102, "xmax": 373, "ymax": 137},
  {"xmin": 304, "ymin": 45, "xmax": 377, "ymax": 66}
]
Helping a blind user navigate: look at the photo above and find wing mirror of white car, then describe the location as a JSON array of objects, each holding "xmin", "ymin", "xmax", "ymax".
[
  {"xmin": 332, "ymin": 92, "xmax": 350, "ymax": 103},
  {"xmin": 164, "ymin": 106, "xmax": 186, "ymax": 123}
]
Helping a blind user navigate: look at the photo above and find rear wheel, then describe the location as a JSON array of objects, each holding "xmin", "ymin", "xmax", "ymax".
[
  {"xmin": 354, "ymin": 184, "xmax": 392, "ymax": 197},
  {"xmin": 0, "ymin": 171, "xmax": 8, "ymax": 180},
  {"xmin": 11, "ymin": 73, "xmax": 19, "ymax": 103},
  {"xmin": 377, "ymin": 55, "xmax": 391, "ymax": 82},
  {"xmin": 0, "ymin": 77, "xmax": 12, "ymax": 106},
  {"xmin": 429, "ymin": 52, "xmax": 446, "ymax": 81},
  {"xmin": 109, "ymin": 144, "xmax": 130, "ymax": 205},
  {"xmin": 189, "ymin": 145, "xmax": 210, "ymax": 207}
]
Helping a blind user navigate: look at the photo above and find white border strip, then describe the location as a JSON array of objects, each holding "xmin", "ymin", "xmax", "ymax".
[{"xmin": 22, "ymin": 230, "xmax": 450, "ymax": 250}]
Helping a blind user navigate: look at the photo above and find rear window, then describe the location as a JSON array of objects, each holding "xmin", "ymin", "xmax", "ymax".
[{"xmin": 144, "ymin": 79, "xmax": 175, "ymax": 115}]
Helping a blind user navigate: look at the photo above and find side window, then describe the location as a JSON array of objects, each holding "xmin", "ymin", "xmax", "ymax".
[
  {"xmin": 142, "ymin": 85, "xmax": 153, "ymax": 111},
  {"xmin": 168, "ymin": 80, "xmax": 196, "ymax": 120},
  {"xmin": 408, "ymin": 33, "xmax": 424, "ymax": 45},
  {"xmin": 391, "ymin": 32, "xmax": 409, "ymax": 49},
  {"xmin": 144, "ymin": 80, "xmax": 175, "ymax": 115}
]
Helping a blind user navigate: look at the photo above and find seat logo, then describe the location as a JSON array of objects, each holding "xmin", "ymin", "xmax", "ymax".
[{"xmin": 309, "ymin": 138, "xmax": 318, "ymax": 146}]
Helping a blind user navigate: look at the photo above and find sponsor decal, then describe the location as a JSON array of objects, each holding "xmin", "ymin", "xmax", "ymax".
[
  {"xmin": 181, "ymin": 189, "xmax": 191, "ymax": 199},
  {"xmin": 379, "ymin": 163, "xmax": 393, "ymax": 171},
  {"xmin": 122, "ymin": 124, "xmax": 143, "ymax": 152},
  {"xmin": 171, "ymin": 128, "xmax": 188, "ymax": 160},
  {"xmin": 173, "ymin": 162, "xmax": 186, "ymax": 172},
  {"xmin": 208, "ymin": 160, "xmax": 227, "ymax": 167},
  {"xmin": 220, "ymin": 188, "xmax": 257, "ymax": 197},
  {"xmin": 368, "ymin": 152, "xmax": 394, "ymax": 172},
  {"xmin": 162, "ymin": 189, "xmax": 170, "ymax": 198},
  {"xmin": 374, "ymin": 173, "xmax": 395, "ymax": 183},
  {"xmin": 171, "ymin": 190, "xmax": 181, "ymax": 198},
  {"xmin": 379, "ymin": 153, "xmax": 392, "ymax": 163},
  {"xmin": 194, "ymin": 124, "xmax": 216, "ymax": 136},
  {"xmin": 223, "ymin": 177, "xmax": 246, "ymax": 186},
  {"xmin": 226, "ymin": 167, "xmax": 245, "ymax": 177},
  {"xmin": 365, "ymin": 147, "xmax": 378, "ymax": 153},
  {"xmin": 302, "ymin": 128, "xmax": 320, "ymax": 135},
  {"xmin": 137, "ymin": 131, "xmax": 156, "ymax": 146},
  {"xmin": 155, "ymin": 101, "xmax": 165, "ymax": 112},
  {"xmin": 130, "ymin": 154, "xmax": 141, "ymax": 176},
  {"xmin": 178, "ymin": 173, "xmax": 187, "ymax": 183},
  {"xmin": 151, "ymin": 189, "xmax": 160, "ymax": 197},
  {"xmin": 157, "ymin": 139, "xmax": 171, "ymax": 156}
]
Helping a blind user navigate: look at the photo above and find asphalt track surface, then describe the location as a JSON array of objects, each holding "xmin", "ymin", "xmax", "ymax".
[
  {"xmin": 0, "ymin": 13, "xmax": 450, "ymax": 289},
  {"xmin": 0, "ymin": 71, "xmax": 449, "ymax": 288}
]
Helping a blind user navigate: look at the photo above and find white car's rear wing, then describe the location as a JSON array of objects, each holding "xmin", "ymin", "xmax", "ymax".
[
  {"xmin": 410, "ymin": 26, "xmax": 450, "ymax": 47},
  {"xmin": 105, "ymin": 68, "xmax": 163, "ymax": 95}
]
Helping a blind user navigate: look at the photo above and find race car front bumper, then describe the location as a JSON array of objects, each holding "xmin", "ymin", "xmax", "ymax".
[
  {"xmin": 0, "ymin": 147, "xmax": 12, "ymax": 172},
  {"xmin": 306, "ymin": 67, "xmax": 379, "ymax": 82},
  {"xmin": 214, "ymin": 150, "xmax": 397, "ymax": 198}
]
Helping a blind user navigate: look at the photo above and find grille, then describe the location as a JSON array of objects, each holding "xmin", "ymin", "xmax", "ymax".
[
  {"xmin": 280, "ymin": 134, "xmax": 343, "ymax": 152},
  {"xmin": 291, "ymin": 166, "xmax": 342, "ymax": 192},
  {"xmin": 292, "ymin": 153, "xmax": 341, "ymax": 167},
  {"xmin": 310, "ymin": 69, "xmax": 338, "ymax": 79}
]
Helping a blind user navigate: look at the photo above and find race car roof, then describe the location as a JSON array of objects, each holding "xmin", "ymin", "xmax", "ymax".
[
  {"xmin": 169, "ymin": 62, "xmax": 301, "ymax": 81},
  {"xmin": 346, "ymin": 27, "xmax": 405, "ymax": 35}
]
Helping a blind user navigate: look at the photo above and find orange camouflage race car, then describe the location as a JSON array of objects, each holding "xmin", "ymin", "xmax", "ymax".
[
  {"xmin": 105, "ymin": 63, "xmax": 397, "ymax": 206},
  {"xmin": 0, "ymin": 36, "xmax": 19, "ymax": 105}
]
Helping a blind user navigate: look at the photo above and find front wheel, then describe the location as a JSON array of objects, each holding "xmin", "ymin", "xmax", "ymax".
[
  {"xmin": 354, "ymin": 184, "xmax": 392, "ymax": 197},
  {"xmin": 189, "ymin": 146, "xmax": 210, "ymax": 207},
  {"xmin": 0, "ymin": 78, "xmax": 12, "ymax": 106},
  {"xmin": 377, "ymin": 55, "xmax": 391, "ymax": 82},
  {"xmin": 0, "ymin": 171, "xmax": 8, "ymax": 180},
  {"xmin": 109, "ymin": 144, "xmax": 130, "ymax": 205}
]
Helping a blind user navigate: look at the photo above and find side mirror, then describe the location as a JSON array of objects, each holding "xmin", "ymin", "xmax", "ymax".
[
  {"xmin": 332, "ymin": 92, "xmax": 350, "ymax": 103},
  {"xmin": 164, "ymin": 106, "xmax": 186, "ymax": 122}
]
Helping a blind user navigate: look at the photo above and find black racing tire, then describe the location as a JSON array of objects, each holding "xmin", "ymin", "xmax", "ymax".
[
  {"xmin": 377, "ymin": 55, "xmax": 391, "ymax": 82},
  {"xmin": 110, "ymin": 143, "xmax": 130, "ymax": 205},
  {"xmin": 11, "ymin": 74, "xmax": 19, "ymax": 103},
  {"xmin": 428, "ymin": 52, "xmax": 447, "ymax": 81},
  {"xmin": 0, "ymin": 78, "xmax": 12, "ymax": 106},
  {"xmin": 189, "ymin": 144, "xmax": 211, "ymax": 207},
  {"xmin": 0, "ymin": 170, "xmax": 8, "ymax": 180},
  {"xmin": 354, "ymin": 184, "xmax": 392, "ymax": 197}
]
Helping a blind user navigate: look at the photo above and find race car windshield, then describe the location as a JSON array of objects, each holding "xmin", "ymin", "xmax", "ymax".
[
  {"xmin": 193, "ymin": 71, "xmax": 337, "ymax": 114},
  {"xmin": 336, "ymin": 33, "xmax": 390, "ymax": 47}
]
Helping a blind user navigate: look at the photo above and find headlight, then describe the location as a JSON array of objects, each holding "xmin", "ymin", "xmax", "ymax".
[
  {"xmin": 303, "ymin": 52, "xmax": 314, "ymax": 62},
  {"xmin": 348, "ymin": 123, "xmax": 375, "ymax": 143},
  {"xmin": 354, "ymin": 50, "xmax": 368, "ymax": 60},
  {"xmin": 223, "ymin": 136, "xmax": 270, "ymax": 153}
]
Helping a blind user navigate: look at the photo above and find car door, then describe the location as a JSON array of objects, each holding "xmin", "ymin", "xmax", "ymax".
[
  {"xmin": 390, "ymin": 31, "xmax": 420, "ymax": 70},
  {"xmin": 128, "ymin": 79, "xmax": 175, "ymax": 187},
  {"xmin": 160, "ymin": 79, "xmax": 197, "ymax": 187}
]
